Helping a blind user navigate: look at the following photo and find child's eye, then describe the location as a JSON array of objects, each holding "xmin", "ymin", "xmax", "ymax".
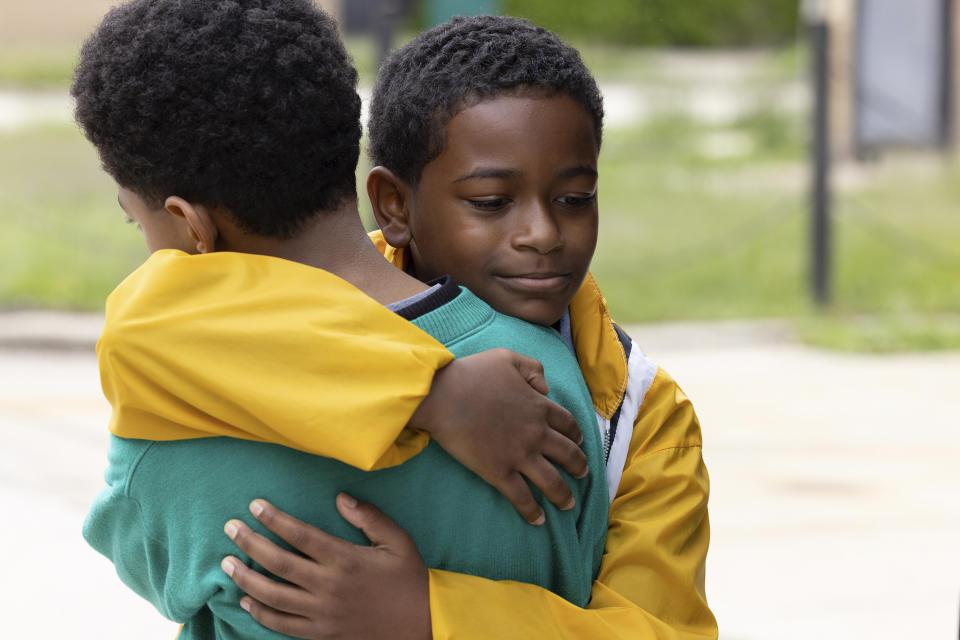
[
  {"xmin": 557, "ymin": 193, "xmax": 597, "ymax": 207},
  {"xmin": 466, "ymin": 197, "xmax": 511, "ymax": 211},
  {"xmin": 124, "ymin": 217, "xmax": 142, "ymax": 231}
]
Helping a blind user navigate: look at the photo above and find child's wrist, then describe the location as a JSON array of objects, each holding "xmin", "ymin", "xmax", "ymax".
[{"xmin": 406, "ymin": 365, "xmax": 452, "ymax": 437}]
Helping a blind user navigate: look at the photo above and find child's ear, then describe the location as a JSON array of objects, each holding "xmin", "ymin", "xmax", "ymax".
[
  {"xmin": 367, "ymin": 166, "xmax": 413, "ymax": 249},
  {"xmin": 164, "ymin": 196, "xmax": 219, "ymax": 254}
]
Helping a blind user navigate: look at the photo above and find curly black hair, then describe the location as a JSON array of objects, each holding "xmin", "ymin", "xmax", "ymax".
[
  {"xmin": 368, "ymin": 15, "xmax": 604, "ymax": 185},
  {"xmin": 72, "ymin": 0, "xmax": 360, "ymax": 238}
]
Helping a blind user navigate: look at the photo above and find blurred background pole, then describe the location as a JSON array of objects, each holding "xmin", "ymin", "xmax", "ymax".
[
  {"xmin": 805, "ymin": 0, "xmax": 832, "ymax": 306},
  {"xmin": 425, "ymin": 0, "xmax": 500, "ymax": 27},
  {"xmin": 373, "ymin": 0, "xmax": 404, "ymax": 70}
]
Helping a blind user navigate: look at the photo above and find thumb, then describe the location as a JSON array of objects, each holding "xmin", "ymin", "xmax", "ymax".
[
  {"xmin": 336, "ymin": 493, "xmax": 410, "ymax": 549},
  {"xmin": 513, "ymin": 353, "xmax": 550, "ymax": 396}
]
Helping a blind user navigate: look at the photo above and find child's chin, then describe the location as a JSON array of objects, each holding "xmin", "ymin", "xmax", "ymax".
[{"xmin": 499, "ymin": 301, "xmax": 567, "ymax": 327}]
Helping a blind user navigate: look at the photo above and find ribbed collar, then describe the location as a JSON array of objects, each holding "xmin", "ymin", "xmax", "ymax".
[
  {"xmin": 392, "ymin": 276, "xmax": 460, "ymax": 321},
  {"xmin": 409, "ymin": 285, "xmax": 496, "ymax": 347}
]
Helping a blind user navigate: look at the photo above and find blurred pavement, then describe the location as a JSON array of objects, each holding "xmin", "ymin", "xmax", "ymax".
[
  {"xmin": 1, "ymin": 50, "xmax": 805, "ymax": 133},
  {"xmin": 1, "ymin": 312, "xmax": 958, "ymax": 639}
]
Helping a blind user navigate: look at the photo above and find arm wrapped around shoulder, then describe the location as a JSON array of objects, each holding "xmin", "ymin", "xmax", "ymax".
[{"xmin": 97, "ymin": 249, "xmax": 454, "ymax": 470}]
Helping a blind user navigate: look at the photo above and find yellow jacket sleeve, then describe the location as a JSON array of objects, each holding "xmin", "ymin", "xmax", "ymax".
[
  {"xmin": 427, "ymin": 369, "xmax": 717, "ymax": 639},
  {"xmin": 100, "ymin": 250, "xmax": 453, "ymax": 470}
]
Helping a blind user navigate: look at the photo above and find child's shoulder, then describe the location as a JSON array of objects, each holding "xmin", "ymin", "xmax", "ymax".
[
  {"xmin": 567, "ymin": 277, "xmax": 703, "ymax": 485},
  {"xmin": 413, "ymin": 285, "xmax": 573, "ymax": 357},
  {"xmin": 469, "ymin": 293, "xmax": 580, "ymax": 364},
  {"xmin": 567, "ymin": 274, "xmax": 656, "ymax": 417},
  {"xmin": 411, "ymin": 284, "xmax": 591, "ymax": 401}
]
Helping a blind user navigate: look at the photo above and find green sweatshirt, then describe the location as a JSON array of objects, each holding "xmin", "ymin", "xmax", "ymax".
[{"xmin": 84, "ymin": 284, "xmax": 608, "ymax": 639}]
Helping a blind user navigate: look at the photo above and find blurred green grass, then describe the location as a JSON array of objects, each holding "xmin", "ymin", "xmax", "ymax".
[
  {"xmin": 594, "ymin": 114, "xmax": 960, "ymax": 316},
  {"xmin": 796, "ymin": 313, "xmax": 960, "ymax": 352},
  {"xmin": 591, "ymin": 112, "xmax": 960, "ymax": 351},
  {"xmin": 0, "ymin": 124, "xmax": 145, "ymax": 307},
  {"xmin": 0, "ymin": 38, "xmax": 382, "ymax": 89},
  {"xmin": 0, "ymin": 46, "xmax": 77, "ymax": 88},
  {"xmin": 2, "ymin": 42, "xmax": 958, "ymax": 352}
]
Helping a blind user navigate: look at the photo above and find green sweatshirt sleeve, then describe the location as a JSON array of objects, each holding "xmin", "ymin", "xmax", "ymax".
[
  {"xmin": 83, "ymin": 436, "xmax": 342, "ymax": 639},
  {"xmin": 83, "ymin": 489, "xmax": 182, "ymax": 620},
  {"xmin": 83, "ymin": 438, "xmax": 188, "ymax": 621},
  {"xmin": 82, "ymin": 438, "xmax": 250, "ymax": 629}
]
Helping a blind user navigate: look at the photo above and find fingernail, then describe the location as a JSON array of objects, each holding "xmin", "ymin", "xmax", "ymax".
[
  {"xmin": 240, "ymin": 598, "xmax": 252, "ymax": 612},
  {"xmin": 249, "ymin": 500, "xmax": 264, "ymax": 517},
  {"xmin": 561, "ymin": 496, "xmax": 576, "ymax": 510},
  {"xmin": 339, "ymin": 493, "xmax": 358, "ymax": 509},
  {"xmin": 530, "ymin": 512, "xmax": 545, "ymax": 526},
  {"xmin": 577, "ymin": 434, "xmax": 584, "ymax": 445},
  {"xmin": 221, "ymin": 557, "xmax": 236, "ymax": 577},
  {"xmin": 576, "ymin": 465, "xmax": 589, "ymax": 479},
  {"xmin": 224, "ymin": 521, "xmax": 239, "ymax": 539}
]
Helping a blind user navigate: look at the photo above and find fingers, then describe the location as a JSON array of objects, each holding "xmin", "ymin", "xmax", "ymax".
[
  {"xmin": 540, "ymin": 429, "xmax": 589, "ymax": 480},
  {"xmin": 516, "ymin": 353, "xmax": 584, "ymax": 447},
  {"xmin": 511, "ymin": 351, "xmax": 550, "ymax": 396},
  {"xmin": 544, "ymin": 398, "xmax": 583, "ymax": 445},
  {"xmin": 498, "ymin": 473, "xmax": 546, "ymax": 525},
  {"xmin": 224, "ymin": 519, "xmax": 317, "ymax": 589},
  {"xmin": 521, "ymin": 457, "xmax": 577, "ymax": 512},
  {"xmin": 334, "ymin": 493, "xmax": 414, "ymax": 550},
  {"xmin": 220, "ymin": 555, "xmax": 314, "ymax": 617},
  {"xmin": 238, "ymin": 596, "xmax": 315, "ymax": 639},
  {"xmin": 248, "ymin": 499, "xmax": 350, "ymax": 559}
]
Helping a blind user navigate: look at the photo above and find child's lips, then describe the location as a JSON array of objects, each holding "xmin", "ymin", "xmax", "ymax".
[{"xmin": 495, "ymin": 272, "xmax": 571, "ymax": 293}]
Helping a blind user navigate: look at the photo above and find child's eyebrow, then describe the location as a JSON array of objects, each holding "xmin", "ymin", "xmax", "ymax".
[
  {"xmin": 452, "ymin": 167, "xmax": 520, "ymax": 183},
  {"xmin": 558, "ymin": 165, "xmax": 598, "ymax": 179},
  {"xmin": 452, "ymin": 165, "xmax": 598, "ymax": 184}
]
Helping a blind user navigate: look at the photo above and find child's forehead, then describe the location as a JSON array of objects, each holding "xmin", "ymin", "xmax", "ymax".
[
  {"xmin": 446, "ymin": 86, "xmax": 585, "ymax": 129},
  {"xmin": 431, "ymin": 93, "xmax": 600, "ymax": 166}
]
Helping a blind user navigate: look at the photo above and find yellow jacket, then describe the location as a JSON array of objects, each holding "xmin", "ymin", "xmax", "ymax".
[{"xmin": 370, "ymin": 231, "xmax": 717, "ymax": 639}]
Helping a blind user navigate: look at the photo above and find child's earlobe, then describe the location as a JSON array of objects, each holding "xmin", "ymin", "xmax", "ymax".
[{"xmin": 166, "ymin": 195, "xmax": 219, "ymax": 254}]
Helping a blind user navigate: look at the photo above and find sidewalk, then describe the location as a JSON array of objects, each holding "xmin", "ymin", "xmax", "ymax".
[
  {"xmin": 0, "ymin": 309, "xmax": 102, "ymax": 350},
  {"xmin": 1, "ymin": 48, "xmax": 806, "ymax": 133},
  {"xmin": 2, "ymin": 312, "xmax": 958, "ymax": 639},
  {"xmin": 0, "ymin": 310, "xmax": 796, "ymax": 353}
]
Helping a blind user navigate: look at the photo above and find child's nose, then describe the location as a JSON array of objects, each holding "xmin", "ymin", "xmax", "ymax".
[{"xmin": 512, "ymin": 201, "xmax": 564, "ymax": 254}]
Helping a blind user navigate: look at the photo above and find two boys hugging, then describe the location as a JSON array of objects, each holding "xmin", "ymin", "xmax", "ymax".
[{"xmin": 77, "ymin": 1, "xmax": 716, "ymax": 638}]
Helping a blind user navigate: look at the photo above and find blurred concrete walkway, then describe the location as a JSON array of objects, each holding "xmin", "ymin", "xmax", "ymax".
[
  {"xmin": 0, "ymin": 309, "xmax": 103, "ymax": 350},
  {"xmin": 1, "ymin": 313, "xmax": 958, "ymax": 639},
  {"xmin": 0, "ymin": 84, "xmax": 667, "ymax": 131},
  {"xmin": 0, "ymin": 49, "xmax": 806, "ymax": 133}
]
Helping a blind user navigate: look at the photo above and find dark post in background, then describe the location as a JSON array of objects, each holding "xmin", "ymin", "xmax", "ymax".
[{"xmin": 807, "ymin": 1, "xmax": 832, "ymax": 306}]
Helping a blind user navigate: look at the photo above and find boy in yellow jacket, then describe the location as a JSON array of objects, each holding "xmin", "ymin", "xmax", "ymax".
[{"xmin": 224, "ymin": 15, "xmax": 718, "ymax": 640}]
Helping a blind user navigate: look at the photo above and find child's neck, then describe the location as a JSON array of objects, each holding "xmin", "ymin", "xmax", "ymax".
[{"xmin": 216, "ymin": 204, "xmax": 428, "ymax": 306}]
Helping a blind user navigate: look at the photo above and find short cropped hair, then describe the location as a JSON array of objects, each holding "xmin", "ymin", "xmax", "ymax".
[
  {"xmin": 368, "ymin": 15, "xmax": 604, "ymax": 185},
  {"xmin": 72, "ymin": 0, "xmax": 360, "ymax": 238}
]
